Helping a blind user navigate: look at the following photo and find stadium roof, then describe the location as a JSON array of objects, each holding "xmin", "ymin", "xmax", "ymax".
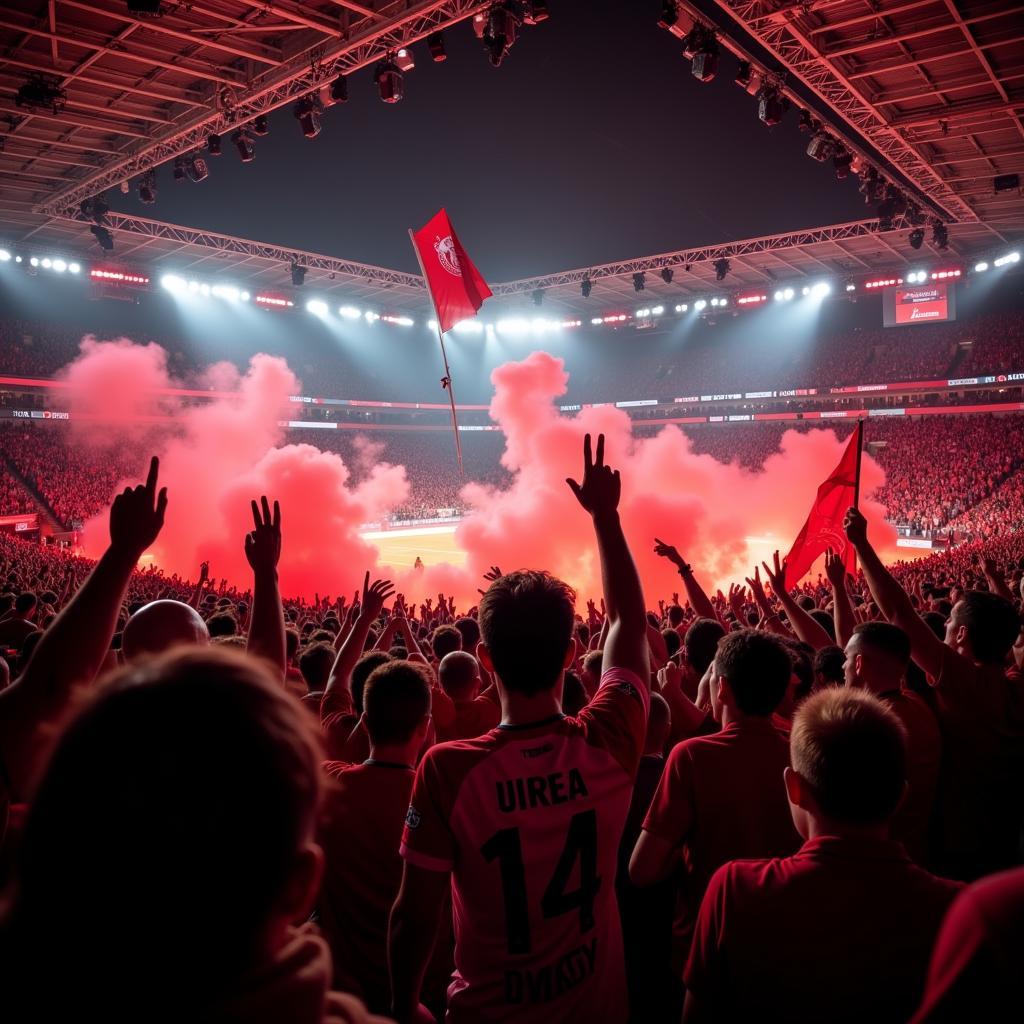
[{"xmin": 0, "ymin": 0, "xmax": 1020, "ymax": 316}]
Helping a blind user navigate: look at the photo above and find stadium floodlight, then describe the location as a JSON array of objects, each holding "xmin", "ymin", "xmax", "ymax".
[
  {"xmin": 52, "ymin": 258, "xmax": 67, "ymax": 272},
  {"xmin": 994, "ymin": 251, "xmax": 1020, "ymax": 267},
  {"xmin": 694, "ymin": 299, "xmax": 707, "ymax": 310},
  {"xmin": 674, "ymin": 303, "xmax": 688, "ymax": 313},
  {"xmin": 200, "ymin": 284, "xmax": 211, "ymax": 296},
  {"xmin": 845, "ymin": 282, "xmax": 856, "ymax": 292},
  {"xmin": 801, "ymin": 286, "xmax": 811, "ymax": 296},
  {"xmin": 590, "ymin": 316, "xmax": 603, "ymax": 325},
  {"xmin": 240, "ymin": 291, "xmax": 250, "ymax": 301},
  {"xmin": 0, "ymin": 249, "xmax": 11, "ymax": 262},
  {"xmin": 719, "ymin": 298, "xmax": 728, "ymax": 307},
  {"xmin": 68, "ymin": 262, "xmax": 80, "ymax": 274},
  {"xmin": 427, "ymin": 319, "xmax": 438, "ymax": 331},
  {"xmin": 338, "ymin": 305, "xmax": 361, "ymax": 319},
  {"xmin": 29, "ymin": 256, "xmax": 40, "ymax": 267},
  {"xmin": 974, "ymin": 261, "xmax": 989, "ymax": 272},
  {"xmin": 187, "ymin": 280, "xmax": 200, "ymax": 292},
  {"xmin": 161, "ymin": 274, "xmax": 187, "ymax": 292},
  {"xmin": 453, "ymin": 319, "xmax": 483, "ymax": 334},
  {"xmin": 811, "ymin": 282, "xmax": 831, "ymax": 298},
  {"xmin": 651, "ymin": 305, "xmax": 664, "ymax": 315},
  {"xmin": 212, "ymin": 285, "xmax": 240, "ymax": 301},
  {"xmin": 365, "ymin": 310, "xmax": 381, "ymax": 322},
  {"xmin": 581, "ymin": 278, "xmax": 592, "ymax": 298},
  {"xmin": 41, "ymin": 258, "xmax": 52, "ymax": 268},
  {"xmin": 636, "ymin": 307, "xmax": 650, "ymax": 317},
  {"xmin": 306, "ymin": 299, "xmax": 328, "ymax": 316},
  {"xmin": 710, "ymin": 298, "xmax": 720, "ymax": 307}
]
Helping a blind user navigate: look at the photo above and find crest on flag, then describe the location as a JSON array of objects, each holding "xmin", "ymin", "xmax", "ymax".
[{"xmin": 434, "ymin": 235, "xmax": 461, "ymax": 277}]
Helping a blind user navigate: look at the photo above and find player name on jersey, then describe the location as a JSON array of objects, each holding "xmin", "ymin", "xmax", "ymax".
[
  {"xmin": 496, "ymin": 768, "xmax": 589, "ymax": 813},
  {"xmin": 505, "ymin": 938, "xmax": 597, "ymax": 1005}
]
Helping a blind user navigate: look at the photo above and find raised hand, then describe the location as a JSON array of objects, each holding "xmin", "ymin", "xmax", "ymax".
[
  {"xmin": 244, "ymin": 496, "xmax": 281, "ymax": 575},
  {"xmin": 109, "ymin": 455, "xmax": 168, "ymax": 559},
  {"xmin": 654, "ymin": 538, "xmax": 687, "ymax": 570},
  {"xmin": 362, "ymin": 571, "xmax": 396, "ymax": 620},
  {"xmin": 824, "ymin": 547, "xmax": 847, "ymax": 588},
  {"xmin": 844, "ymin": 506, "xmax": 869, "ymax": 547},
  {"xmin": 745, "ymin": 566, "xmax": 769, "ymax": 607},
  {"xmin": 483, "ymin": 565, "xmax": 502, "ymax": 583},
  {"xmin": 567, "ymin": 433, "xmax": 621, "ymax": 518},
  {"xmin": 199, "ymin": 560, "xmax": 210, "ymax": 585},
  {"xmin": 761, "ymin": 550, "xmax": 788, "ymax": 596},
  {"xmin": 656, "ymin": 661, "xmax": 683, "ymax": 695},
  {"xmin": 727, "ymin": 583, "xmax": 746, "ymax": 620}
]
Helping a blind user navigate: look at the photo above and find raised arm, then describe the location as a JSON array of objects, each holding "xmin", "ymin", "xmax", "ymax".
[
  {"xmin": 0, "ymin": 456, "xmax": 167, "ymax": 797},
  {"xmin": 761, "ymin": 550, "xmax": 833, "ymax": 651},
  {"xmin": 190, "ymin": 560, "xmax": 210, "ymax": 610},
  {"xmin": 655, "ymin": 539, "xmax": 720, "ymax": 625},
  {"xmin": 977, "ymin": 553, "xmax": 1015, "ymax": 604},
  {"xmin": 744, "ymin": 567, "xmax": 789, "ymax": 638},
  {"xmin": 825, "ymin": 547, "xmax": 857, "ymax": 648},
  {"xmin": 567, "ymin": 433, "xmax": 649, "ymax": 685},
  {"xmin": 844, "ymin": 506, "xmax": 947, "ymax": 680},
  {"xmin": 245, "ymin": 497, "xmax": 286, "ymax": 681}
]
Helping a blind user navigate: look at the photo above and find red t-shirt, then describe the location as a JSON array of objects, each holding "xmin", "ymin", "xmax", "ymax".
[
  {"xmin": 318, "ymin": 760, "xmax": 415, "ymax": 1012},
  {"xmin": 928, "ymin": 646, "xmax": 1024, "ymax": 877},
  {"xmin": 642, "ymin": 716, "xmax": 799, "ymax": 969},
  {"xmin": 320, "ymin": 687, "xmax": 370, "ymax": 763},
  {"xmin": 432, "ymin": 691, "xmax": 502, "ymax": 743},
  {"xmin": 400, "ymin": 668, "xmax": 649, "ymax": 1023},
  {"xmin": 911, "ymin": 864, "xmax": 1024, "ymax": 1022},
  {"xmin": 686, "ymin": 836, "xmax": 963, "ymax": 1023}
]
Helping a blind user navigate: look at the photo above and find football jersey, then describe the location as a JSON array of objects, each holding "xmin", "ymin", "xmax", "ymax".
[{"xmin": 401, "ymin": 668, "xmax": 649, "ymax": 1023}]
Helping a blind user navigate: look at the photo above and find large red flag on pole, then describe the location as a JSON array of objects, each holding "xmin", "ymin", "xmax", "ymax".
[
  {"xmin": 409, "ymin": 210, "xmax": 492, "ymax": 476},
  {"xmin": 782, "ymin": 420, "xmax": 864, "ymax": 590},
  {"xmin": 409, "ymin": 208, "xmax": 492, "ymax": 334}
]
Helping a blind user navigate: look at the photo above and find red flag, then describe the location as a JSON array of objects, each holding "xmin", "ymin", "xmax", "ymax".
[
  {"xmin": 410, "ymin": 209, "xmax": 492, "ymax": 334},
  {"xmin": 783, "ymin": 421, "xmax": 863, "ymax": 589}
]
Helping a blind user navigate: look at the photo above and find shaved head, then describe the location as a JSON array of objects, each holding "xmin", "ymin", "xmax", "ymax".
[{"xmin": 123, "ymin": 601, "xmax": 210, "ymax": 661}]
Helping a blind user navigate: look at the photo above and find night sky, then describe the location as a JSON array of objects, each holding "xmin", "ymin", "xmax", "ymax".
[{"xmin": 113, "ymin": 1, "xmax": 867, "ymax": 281}]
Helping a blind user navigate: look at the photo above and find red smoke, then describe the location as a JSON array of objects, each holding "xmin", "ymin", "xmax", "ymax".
[{"xmin": 66, "ymin": 340, "xmax": 895, "ymax": 606}]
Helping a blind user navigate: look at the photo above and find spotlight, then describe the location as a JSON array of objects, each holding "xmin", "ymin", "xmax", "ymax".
[
  {"xmin": 590, "ymin": 316, "xmax": 603, "ymax": 325},
  {"xmin": 483, "ymin": 3, "xmax": 523, "ymax": 67},
  {"xmin": 684, "ymin": 24, "xmax": 719, "ymax": 82},
  {"xmin": 532, "ymin": 289, "xmax": 544, "ymax": 307},
  {"xmin": 710, "ymin": 298, "xmax": 719, "ymax": 307},
  {"xmin": 658, "ymin": 1, "xmax": 679, "ymax": 30},
  {"xmin": 395, "ymin": 47, "xmax": 416, "ymax": 72},
  {"xmin": 329, "ymin": 74, "xmax": 349, "ymax": 104},
  {"xmin": 0, "ymin": 249, "xmax": 9, "ymax": 261},
  {"xmin": 339, "ymin": 305, "xmax": 361, "ymax": 319},
  {"xmin": 734, "ymin": 60, "xmax": 752, "ymax": 87},
  {"xmin": 161, "ymin": 274, "xmax": 186, "ymax": 292},
  {"xmin": 290, "ymin": 262, "xmax": 307, "ymax": 287},
  {"xmin": 41, "ymin": 258, "xmax": 51, "ymax": 268},
  {"xmin": 908, "ymin": 228, "xmax": 925, "ymax": 250},
  {"xmin": 80, "ymin": 195, "xmax": 109, "ymax": 225},
  {"xmin": 974, "ymin": 261, "xmax": 989, "ymax": 272},
  {"xmin": 138, "ymin": 169, "xmax": 157, "ymax": 204},
  {"xmin": 798, "ymin": 109, "xmax": 814, "ymax": 132},
  {"xmin": 757, "ymin": 85, "xmax": 785, "ymax": 126},
  {"xmin": 207, "ymin": 132, "xmax": 221, "ymax": 155},
  {"xmin": 812, "ymin": 282, "xmax": 831, "ymax": 298},
  {"xmin": 15, "ymin": 73, "xmax": 66, "ymax": 116},
  {"xmin": 660, "ymin": 267, "xmax": 674, "ymax": 284},
  {"xmin": 651, "ymin": 305, "xmax": 664, "ymax": 315},
  {"xmin": 694, "ymin": 299, "xmax": 707, "ymax": 310},
  {"xmin": 173, "ymin": 156, "xmax": 186, "ymax": 182},
  {"xmin": 90, "ymin": 225, "xmax": 114, "ymax": 251},
  {"xmin": 252, "ymin": 114, "xmax": 269, "ymax": 136},
  {"xmin": 306, "ymin": 299, "xmax": 328, "ymax": 316},
  {"xmin": 524, "ymin": 1, "xmax": 549, "ymax": 24},
  {"xmin": 30, "ymin": 256, "xmax": 39, "ymax": 267},
  {"xmin": 185, "ymin": 154, "xmax": 209, "ymax": 182},
  {"xmin": 994, "ymin": 251, "xmax": 1020, "ymax": 266},
  {"xmin": 68, "ymin": 262, "xmax": 80, "ymax": 274},
  {"xmin": 294, "ymin": 96, "xmax": 322, "ymax": 138},
  {"xmin": 674, "ymin": 303, "xmax": 688, "ymax": 312},
  {"xmin": 632, "ymin": 272, "xmax": 646, "ymax": 292},
  {"xmin": 375, "ymin": 59, "xmax": 404, "ymax": 103},
  {"xmin": 714, "ymin": 258, "xmax": 730, "ymax": 281},
  {"xmin": 806, "ymin": 131, "xmax": 834, "ymax": 162},
  {"xmin": 801, "ymin": 286, "xmax": 811, "ymax": 296},
  {"xmin": 832, "ymin": 149, "xmax": 852, "ymax": 180},
  {"xmin": 906, "ymin": 203, "xmax": 927, "ymax": 227},
  {"xmin": 232, "ymin": 130, "xmax": 255, "ymax": 162},
  {"xmin": 427, "ymin": 32, "xmax": 447, "ymax": 62},
  {"xmin": 931, "ymin": 220, "xmax": 949, "ymax": 251},
  {"xmin": 581, "ymin": 278, "xmax": 592, "ymax": 298},
  {"xmin": 859, "ymin": 166, "xmax": 883, "ymax": 204}
]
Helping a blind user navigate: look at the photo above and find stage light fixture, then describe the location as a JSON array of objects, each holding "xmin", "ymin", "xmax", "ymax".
[
  {"xmin": 29, "ymin": 257, "xmax": 39, "ymax": 267},
  {"xmin": 714, "ymin": 258, "xmax": 730, "ymax": 281},
  {"xmin": 798, "ymin": 109, "xmax": 814, "ymax": 133},
  {"xmin": 0, "ymin": 249, "xmax": 10, "ymax": 261},
  {"xmin": 651, "ymin": 305, "xmax": 664, "ymax": 315},
  {"xmin": 660, "ymin": 267, "xmax": 674, "ymax": 284},
  {"xmin": 41, "ymin": 258, "xmax": 51, "ymax": 268},
  {"xmin": 812, "ymin": 282, "xmax": 831, "ymax": 298},
  {"xmin": 636, "ymin": 307, "xmax": 651, "ymax": 318},
  {"xmin": 80, "ymin": 195, "xmax": 109, "ymax": 225},
  {"xmin": 590, "ymin": 316, "xmax": 603, "ymax": 325},
  {"xmin": 694, "ymin": 299, "xmax": 707, "ymax": 310},
  {"xmin": 581, "ymin": 278, "xmax": 592, "ymax": 298},
  {"xmin": 185, "ymin": 154, "xmax": 209, "ymax": 182},
  {"xmin": 306, "ymin": 299, "xmax": 328, "ymax": 316},
  {"xmin": 994, "ymin": 251, "xmax": 1020, "ymax": 266},
  {"xmin": 801, "ymin": 286, "xmax": 811, "ymax": 296},
  {"xmin": 483, "ymin": 4, "xmax": 523, "ymax": 67},
  {"xmin": 252, "ymin": 114, "xmax": 269, "ymax": 136},
  {"xmin": 931, "ymin": 221, "xmax": 949, "ymax": 251},
  {"xmin": 294, "ymin": 96, "xmax": 322, "ymax": 138},
  {"xmin": 138, "ymin": 169, "xmax": 157, "ymax": 203},
  {"xmin": 329, "ymin": 75, "xmax": 349, "ymax": 104},
  {"xmin": 161, "ymin": 274, "xmax": 186, "ymax": 292},
  {"xmin": 734, "ymin": 60, "xmax": 752, "ymax": 87},
  {"xmin": 68, "ymin": 262, "xmax": 80, "ymax": 274},
  {"xmin": 710, "ymin": 298, "xmax": 720, "ymax": 307},
  {"xmin": 207, "ymin": 132, "xmax": 221, "ymax": 155},
  {"xmin": 806, "ymin": 131, "xmax": 834, "ymax": 162},
  {"xmin": 908, "ymin": 228, "xmax": 925, "ymax": 250},
  {"xmin": 974, "ymin": 261, "xmax": 989, "ymax": 272},
  {"xmin": 757, "ymin": 85, "xmax": 784, "ymax": 126},
  {"xmin": 395, "ymin": 48, "xmax": 416, "ymax": 72},
  {"xmin": 832, "ymin": 149, "xmax": 852, "ymax": 180},
  {"xmin": 15, "ymin": 73, "xmax": 66, "ymax": 116},
  {"xmin": 658, "ymin": 1, "xmax": 679, "ymax": 29},
  {"xmin": 375, "ymin": 59, "xmax": 404, "ymax": 102},
  {"xmin": 53, "ymin": 258, "xmax": 67, "ymax": 272},
  {"xmin": 683, "ymin": 24, "xmax": 719, "ymax": 82},
  {"xmin": 674, "ymin": 303, "xmax": 688, "ymax": 313},
  {"xmin": 173, "ymin": 156, "xmax": 186, "ymax": 182},
  {"xmin": 632, "ymin": 272, "xmax": 646, "ymax": 292},
  {"xmin": 232, "ymin": 130, "xmax": 255, "ymax": 162},
  {"xmin": 339, "ymin": 306, "xmax": 361, "ymax": 319},
  {"xmin": 532, "ymin": 289, "xmax": 544, "ymax": 307},
  {"xmin": 906, "ymin": 203, "xmax": 926, "ymax": 227},
  {"xmin": 90, "ymin": 225, "xmax": 114, "ymax": 251},
  {"xmin": 290, "ymin": 262, "xmax": 307, "ymax": 287},
  {"xmin": 845, "ymin": 282, "xmax": 856, "ymax": 292},
  {"xmin": 524, "ymin": 1, "xmax": 549, "ymax": 23},
  {"xmin": 427, "ymin": 32, "xmax": 447, "ymax": 62}
]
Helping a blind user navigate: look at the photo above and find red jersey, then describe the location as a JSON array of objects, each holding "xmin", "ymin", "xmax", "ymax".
[
  {"xmin": 642, "ymin": 716, "xmax": 799, "ymax": 969},
  {"xmin": 320, "ymin": 687, "xmax": 371, "ymax": 764},
  {"xmin": 432, "ymin": 691, "xmax": 502, "ymax": 743},
  {"xmin": 319, "ymin": 760, "xmax": 415, "ymax": 1012},
  {"xmin": 686, "ymin": 836, "xmax": 962, "ymax": 1023},
  {"xmin": 400, "ymin": 668, "xmax": 649, "ymax": 1023},
  {"xmin": 911, "ymin": 865, "xmax": 1024, "ymax": 1022}
]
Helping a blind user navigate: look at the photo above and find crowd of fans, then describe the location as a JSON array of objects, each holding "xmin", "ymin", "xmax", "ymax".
[{"xmin": 0, "ymin": 439, "xmax": 1022, "ymax": 1023}]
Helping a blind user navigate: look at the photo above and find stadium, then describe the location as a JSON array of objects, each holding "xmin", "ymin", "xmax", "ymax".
[{"xmin": 0, "ymin": 2, "xmax": 1022, "ymax": 1022}]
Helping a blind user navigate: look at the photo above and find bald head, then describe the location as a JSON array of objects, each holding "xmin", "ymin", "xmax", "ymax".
[
  {"xmin": 438, "ymin": 650, "xmax": 481, "ymax": 701},
  {"xmin": 123, "ymin": 601, "xmax": 210, "ymax": 661}
]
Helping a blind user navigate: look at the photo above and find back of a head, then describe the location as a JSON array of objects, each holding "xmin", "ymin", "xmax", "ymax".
[
  {"xmin": 685, "ymin": 617, "xmax": 726, "ymax": 676},
  {"xmin": 122, "ymin": 600, "xmax": 210, "ymax": 661},
  {"xmin": 454, "ymin": 615, "xmax": 480, "ymax": 653},
  {"xmin": 853, "ymin": 621, "xmax": 911, "ymax": 670},
  {"xmin": 352, "ymin": 650, "xmax": 392, "ymax": 714},
  {"xmin": 205, "ymin": 610, "xmax": 238, "ymax": 638},
  {"xmin": 813, "ymin": 645, "xmax": 846, "ymax": 687},
  {"xmin": 954, "ymin": 591, "xmax": 1020, "ymax": 664},
  {"xmin": 4, "ymin": 646, "xmax": 322, "ymax": 1014},
  {"xmin": 791, "ymin": 687, "xmax": 906, "ymax": 826},
  {"xmin": 298, "ymin": 641, "xmax": 335, "ymax": 691},
  {"xmin": 479, "ymin": 570, "xmax": 575, "ymax": 696},
  {"xmin": 667, "ymin": 604, "xmax": 685, "ymax": 628},
  {"xmin": 439, "ymin": 650, "xmax": 480, "ymax": 701},
  {"xmin": 661, "ymin": 628, "xmax": 681, "ymax": 659},
  {"xmin": 716, "ymin": 629, "xmax": 791, "ymax": 716},
  {"xmin": 14, "ymin": 592, "xmax": 36, "ymax": 617},
  {"xmin": 431, "ymin": 624, "xmax": 463, "ymax": 661},
  {"xmin": 363, "ymin": 660, "xmax": 432, "ymax": 746}
]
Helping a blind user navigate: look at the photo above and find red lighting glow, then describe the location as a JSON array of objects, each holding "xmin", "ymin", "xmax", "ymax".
[
  {"xmin": 255, "ymin": 293, "xmax": 294, "ymax": 308},
  {"xmin": 90, "ymin": 269, "xmax": 149, "ymax": 285},
  {"xmin": 930, "ymin": 269, "xmax": 962, "ymax": 280},
  {"xmin": 864, "ymin": 277, "xmax": 903, "ymax": 289},
  {"xmin": 737, "ymin": 293, "xmax": 768, "ymax": 305}
]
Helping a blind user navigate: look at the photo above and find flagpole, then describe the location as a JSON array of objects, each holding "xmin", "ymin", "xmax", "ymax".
[
  {"xmin": 408, "ymin": 228, "xmax": 464, "ymax": 478},
  {"xmin": 852, "ymin": 417, "xmax": 865, "ymax": 509}
]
